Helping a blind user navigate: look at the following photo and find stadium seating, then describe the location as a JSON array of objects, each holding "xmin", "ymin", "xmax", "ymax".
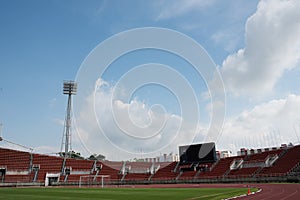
[
  {"xmin": 2, "ymin": 174, "xmax": 31, "ymax": 183},
  {"xmin": 0, "ymin": 148, "xmax": 32, "ymax": 183},
  {"xmin": 199, "ymin": 156, "xmax": 241, "ymax": 178},
  {"xmin": 63, "ymin": 158, "xmax": 95, "ymax": 182},
  {"xmin": 32, "ymin": 153, "xmax": 63, "ymax": 182},
  {"xmin": 178, "ymin": 162, "xmax": 213, "ymax": 180},
  {"xmin": 122, "ymin": 173, "xmax": 150, "ymax": 181},
  {"xmin": 177, "ymin": 170, "xmax": 196, "ymax": 180},
  {"xmin": 65, "ymin": 159, "xmax": 94, "ymax": 171},
  {"xmin": 98, "ymin": 162, "xmax": 122, "ymax": 181},
  {"xmin": 243, "ymin": 148, "xmax": 283, "ymax": 165},
  {"xmin": 120, "ymin": 162, "xmax": 152, "ymax": 181},
  {"xmin": 0, "ymin": 148, "xmax": 31, "ymax": 171},
  {"xmin": 228, "ymin": 167, "xmax": 260, "ymax": 178},
  {"xmin": 150, "ymin": 162, "xmax": 178, "ymax": 180},
  {"xmin": 1, "ymin": 144, "xmax": 300, "ymax": 184},
  {"xmin": 125, "ymin": 161, "xmax": 152, "ymax": 173},
  {"xmin": 259, "ymin": 145, "xmax": 300, "ymax": 176}
]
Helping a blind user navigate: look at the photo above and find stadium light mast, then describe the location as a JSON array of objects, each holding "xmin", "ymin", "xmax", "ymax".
[
  {"xmin": 61, "ymin": 81, "xmax": 77, "ymax": 159},
  {"xmin": 0, "ymin": 123, "xmax": 3, "ymax": 142}
]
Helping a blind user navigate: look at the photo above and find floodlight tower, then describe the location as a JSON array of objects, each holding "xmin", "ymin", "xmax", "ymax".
[
  {"xmin": 0, "ymin": 123, "xmax": 3, "ymax": 142},
  {"xmin": 62, "ymin": 81, "xmax": 77, "ymax": 159}
]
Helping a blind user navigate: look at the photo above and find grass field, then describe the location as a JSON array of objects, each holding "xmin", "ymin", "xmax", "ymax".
[{"xmin": 0, "ymin": 187, "xmax": 253, "ymax": 200}]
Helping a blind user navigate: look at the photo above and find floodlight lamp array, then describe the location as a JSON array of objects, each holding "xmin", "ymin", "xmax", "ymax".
[{"xmin": 63, "ymin": 81, "xmax": 77, "ymax": 95}]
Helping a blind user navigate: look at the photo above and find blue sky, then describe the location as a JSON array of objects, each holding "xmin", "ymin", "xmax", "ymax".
[{"xmin": 1, "ymin": 0, "xmax": 300, "ymax": 160}]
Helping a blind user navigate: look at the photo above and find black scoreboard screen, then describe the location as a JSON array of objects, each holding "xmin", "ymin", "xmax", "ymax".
[{"xmin": 179, "ymin": 142, "xmax": 217, "ymax": 164}]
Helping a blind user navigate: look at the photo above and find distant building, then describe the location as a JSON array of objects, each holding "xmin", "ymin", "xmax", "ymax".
[
  {"xmin": 216, "ymin": 150, "xmax": 232, "ymax": 159},
  {"xmin": 237, "ymin": 144, "xmax": 289, "ymax": 156},
  {"xmin": 143, "ymin": 153, "xmax": 179, "ymax": 162},
  {"xmin": 157, "ymin": 153, "xmax": 179, "ymax": 162}
]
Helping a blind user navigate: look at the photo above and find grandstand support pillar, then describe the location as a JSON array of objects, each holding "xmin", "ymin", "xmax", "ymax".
[
  {"xmin": 176, "ymin": 171, "xmax": 183, "ymax": 180},
  {"xmin": 29, "ymin": 153, "xmax": 33, "ymax": 173},
  {"xmin": 174, "ymin": 162, "xmax": 180, "ymax": 172}
]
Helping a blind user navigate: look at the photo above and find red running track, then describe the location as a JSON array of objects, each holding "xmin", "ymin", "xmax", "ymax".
[
  {"xmin": 108, "ymin": 183, "xmax": 299, "ymax": 199},
  {"xmin": 238, "ymin": 183, "xmax": 300, "ymax": 200}
]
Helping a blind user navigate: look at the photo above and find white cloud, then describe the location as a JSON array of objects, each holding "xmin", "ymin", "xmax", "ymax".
[
  {"xmin": 221, "ymin": 0, "xmax": 300, "ymax": 96},
  {"xmin": 211, "ymin": 29, "xmax": 241, "ymax": 52},
  {"xmin": 73, "ymin": 79, "xmax": 205, "ymax": 160},
  {"xmin": 156, "ymin": 0, "xmax": 216, "ymax": 20},
  {"xmin": 218, "ymin": 94, "xmax": 300, "ymax": 153}
]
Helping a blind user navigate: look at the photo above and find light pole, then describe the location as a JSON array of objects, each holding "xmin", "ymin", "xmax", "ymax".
[{"xmin": 61, "ymin": 81, "xmax": 77, "ymax": 159}]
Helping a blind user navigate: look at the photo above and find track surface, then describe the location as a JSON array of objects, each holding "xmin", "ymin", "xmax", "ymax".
[
  {"xmin": 238, "ymin": 183, "xmax": 300, "ymax": 200},
  {"xmin": 109, "ymin": 183, "xmax": 299, "ymax": 199}
]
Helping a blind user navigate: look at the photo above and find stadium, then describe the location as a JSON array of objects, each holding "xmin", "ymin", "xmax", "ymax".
[
  {"xmin": 1, "ymin": 1, "xmax": 300, "ymax": 199},
  {"xmin": 1, "ymin": 123, "xmax": 300, "ymax": 199},
  {"xmin": 0, "ymin": 141, "xmax": 300, "ymax": 186},
  {"xmin": 0, "ymin": 82, "xmax": 299, "ymax": 189},
  {"xmin": 1, "ymin": 31, "xmax": 300, "ymax": 200},
  {"xmin": 0, "ymin": 82, "xmax": 300, "ymax": 198},
  {"xmin": 1, "ymin": 55, "xmax": 300, "ymax": 199}
]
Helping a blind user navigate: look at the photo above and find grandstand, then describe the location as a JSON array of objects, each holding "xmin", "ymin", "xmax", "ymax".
[{"xmin": 0, "ymin": 143, "xmax": 299, "ymax": 186}]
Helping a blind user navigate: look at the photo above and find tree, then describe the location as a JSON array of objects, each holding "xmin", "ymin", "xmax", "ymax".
[
  {"xmin": 88, "ymin": 154, "xmax": 97, "ymax": 160},
  {"xmin": 58, "ymin": 150, "xmax": 84, "ymax": 159},
  {"xmin": 70, "ymin": 151, "xmax": 84, "ymax": 159},
  {"xmin": 88, "ymin": 154, "xmax": 105, "ymax": 161}
]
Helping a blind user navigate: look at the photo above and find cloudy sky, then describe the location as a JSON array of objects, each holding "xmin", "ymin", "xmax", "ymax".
[{"xmin": 1, "ymin": 0, "xmax": 300, "ymax": 160}]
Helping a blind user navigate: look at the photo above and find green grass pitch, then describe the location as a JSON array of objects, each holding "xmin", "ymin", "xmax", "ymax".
[{"xmin": 0, "ymin": 187, "xmax": 253, "ymax": 200}]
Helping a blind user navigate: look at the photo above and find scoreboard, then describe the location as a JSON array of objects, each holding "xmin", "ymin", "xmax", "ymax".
[{"xmin": 179, "ymin": 142, "xmax": 217, "ymax": 164}]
